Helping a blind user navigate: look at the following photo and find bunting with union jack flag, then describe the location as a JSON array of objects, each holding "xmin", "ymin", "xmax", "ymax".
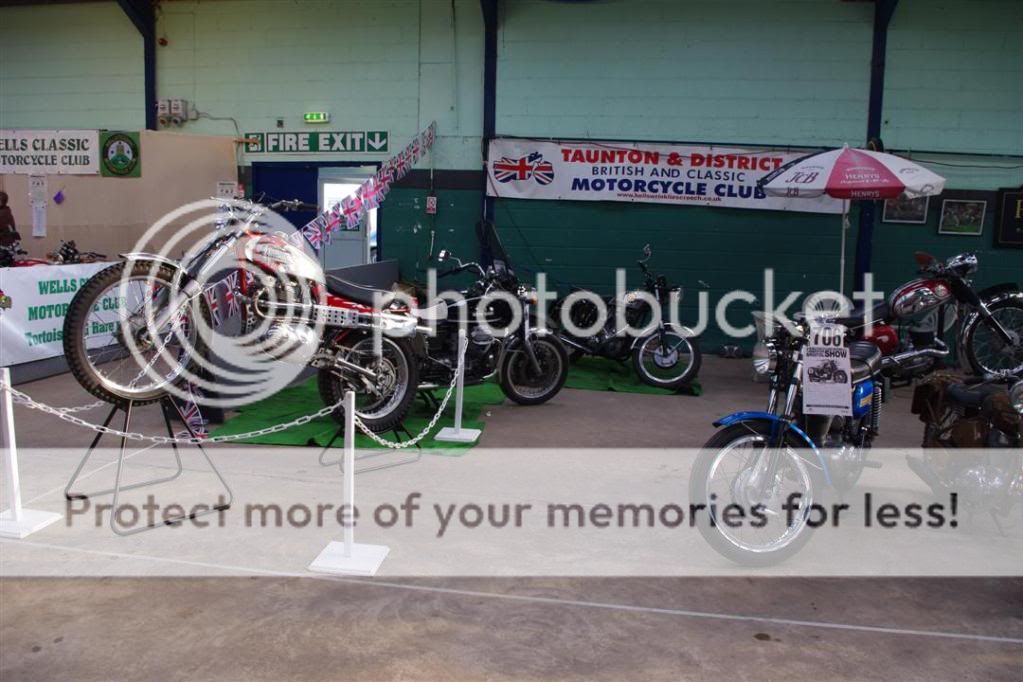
[
  {"xmin": 294, "ymin": 121, "xmax": 437, "ymax": 250},
  {"xmin": 176, "ymin": 382, "xmax": 208, "ymax": 440}
]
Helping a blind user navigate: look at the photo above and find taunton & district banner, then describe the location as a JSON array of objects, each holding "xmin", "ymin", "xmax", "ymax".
[{"xmin": 486, "ymin": 138, "xmax": 842, "ymax": 214}]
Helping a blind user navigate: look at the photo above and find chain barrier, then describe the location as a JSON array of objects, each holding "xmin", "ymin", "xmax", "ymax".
[{"xmin": 0, "ymin": 339, "xmax": 468, "ymax": 449}]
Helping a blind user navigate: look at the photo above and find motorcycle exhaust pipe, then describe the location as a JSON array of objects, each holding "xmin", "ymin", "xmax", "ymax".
[{"xmin": 881, "ymin": 342, "xmax": 949, "ymax": 370}]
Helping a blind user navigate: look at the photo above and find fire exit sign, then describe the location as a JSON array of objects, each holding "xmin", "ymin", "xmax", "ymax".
[{"xmin": 244, "ymin": 131, "xmax": 389, "ymax": 154}]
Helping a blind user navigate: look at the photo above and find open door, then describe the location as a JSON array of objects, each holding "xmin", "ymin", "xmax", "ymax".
[{"xmin": 318, "ymin": 167, "xmax": 377, "ymax": 270}]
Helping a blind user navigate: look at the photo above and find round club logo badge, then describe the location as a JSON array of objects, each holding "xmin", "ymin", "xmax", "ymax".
[{"xmin": 101, "ymin": 132, "xmax": 140, "ymax": 176}]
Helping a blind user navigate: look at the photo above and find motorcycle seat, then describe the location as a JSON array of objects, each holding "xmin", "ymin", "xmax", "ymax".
[
  {"xmin": 945, "ymin": 381, "xmax": 1006, "ymax": 408},
  {"xmin": 833, "ymin": 301, "xmax": 890, "ymax": 328},
  {"xmin": 849, "ymin": 341, "xmax": 883, "ymax": 382},
  {"xmin": 325, "ymin": 275, "xmax": 394, "ymax": 308}
]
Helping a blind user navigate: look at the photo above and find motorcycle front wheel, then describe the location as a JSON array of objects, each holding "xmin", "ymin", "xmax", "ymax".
[
  {"xmin": 318, "ymin": 334, "xmax": 419, "ymax": 434},
  {"xmin": 632, "ymin": 329, "xmax": 701, "ymax": 390},
  {"xmin": 63, "ymin": 260, "xmax": 211, "ymax": 406},
  {"xmin": 499, "ymin": 336, "xmax": 569, "ymax": 405},
  {"xmin": 962, "ymin": 298, "xmax": 1023, "ymax": 375},
  {"xmin": 690, "ymin": 422, "xmax": 823, "ymax": 567}
]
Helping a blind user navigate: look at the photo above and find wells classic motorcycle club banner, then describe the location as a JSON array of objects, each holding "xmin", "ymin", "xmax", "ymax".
[
  {"xmin": 0, "ymin": 262, "xmax": 111, "ymax": 366},
  {"xmin": 0, "ymin": 129, "xmax": 100, "ymax": 175},
  {"xmin": 486, "ymin": 138, "xmax": 842, "ymax": 214}
]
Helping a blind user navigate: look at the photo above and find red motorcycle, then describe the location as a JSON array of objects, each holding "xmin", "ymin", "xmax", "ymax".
[
  {"xmin": 62, "ymin": 198, "xmax": 421, "ymax": 433},
  {"xmin": 834, "ymin": 252, "xmax": 1023, "ymax": 380}
]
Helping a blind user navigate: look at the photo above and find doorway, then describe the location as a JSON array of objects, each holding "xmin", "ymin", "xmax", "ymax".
[{"xmin": 319, "ymin": 166, "xmax": 377, "ymax": 270}]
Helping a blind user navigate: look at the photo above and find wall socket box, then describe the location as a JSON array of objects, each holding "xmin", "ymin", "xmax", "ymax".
[{"xmin": 156, "ymin": 98, "xmax": 190, "ymax": 126}]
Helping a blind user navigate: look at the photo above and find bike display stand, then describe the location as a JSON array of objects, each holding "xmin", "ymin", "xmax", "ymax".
[
  {"xmin": 435, "ymin": 329, "xmax": 481, "ymax": 444},
  {"xmin": 0, "ymin": 367, "xmax": 62, "ymax": 539},
  {"xmin": 63, "ymin": 395, "xmax": 233, "ymax": 536},
  {"xmin": 309, "ymin": 391, "xmax": 390, "ymax": 576}
]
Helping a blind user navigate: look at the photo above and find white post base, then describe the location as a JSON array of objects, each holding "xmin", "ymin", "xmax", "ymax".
[
  {"xmin": 308, "ymin": 541, "xmax": 390, "ymax": 576},
  {"xmin": 434, "ymin": 426, "xmax": 482, "ymax": 444},
  {"xmin": 0, "ymin": 508, "xmax": 62, "ymax": 539}
]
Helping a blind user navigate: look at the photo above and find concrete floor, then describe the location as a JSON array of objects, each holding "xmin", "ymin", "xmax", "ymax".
[{"xmin": 1, "ymin": 357, "xmax": 1021, "ymax": 679}]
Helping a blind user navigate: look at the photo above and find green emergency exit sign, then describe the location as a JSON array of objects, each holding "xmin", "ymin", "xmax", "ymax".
[{"xmin": 244, "ymin": 131, "xmax": 389, "ymax": 154}]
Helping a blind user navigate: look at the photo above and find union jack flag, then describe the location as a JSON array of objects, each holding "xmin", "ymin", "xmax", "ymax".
[
  {"xmin": 360, "ymin": 178, "xmax": 385, "ymax": 211},
  {"xmin": 493, "ymin": 152, "xmax": 555, "ymax": 185},
  {"xmin": 177, "ymin": 383, "xmax": 208, "ymax": 439},
  {"xmin": 393, "ymin": 152, "xmax": 409, "ymax": 179},
  {"xmin": 303, "ymin": 223, "xmax": 323, "ymax": 249},
  {"xmin": 222, "ymin": 272, "xmax": 239, "ymax": 316},
  {"xmin": 342, "ymin": 194, "xmax": 364, "ymax": 229},
  {"xmin": 409, "ymin": 139, "xmax": 421, "ymax": 163},
  {"xmin": 204, "ymin": 287, "xmax": 220, "ymax": 327}
]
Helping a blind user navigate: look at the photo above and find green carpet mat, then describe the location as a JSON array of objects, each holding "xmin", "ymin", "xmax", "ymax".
[
  {"xmin": 565, "ymin": 356, "xmax": 702, "ymax": 396},
  {"xmin": 210, "ymin": 378, "xmax": 505, "ymax": 452},
  {"xmin": 212, "ymin": 356, "xmax": 699, "ymax": 449}
]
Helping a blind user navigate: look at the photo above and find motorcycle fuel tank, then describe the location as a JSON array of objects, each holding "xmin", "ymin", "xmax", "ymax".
[
  {"xmin": 889, "ymin": 278, "xmax": 952, "ymax": 320},
  {"xmin": 240, "ymin": 232, "xmax": 325, "ymax": 284}
]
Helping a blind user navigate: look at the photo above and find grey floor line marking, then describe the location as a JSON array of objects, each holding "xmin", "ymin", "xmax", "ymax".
[{"xmin": 2, "ymin": 538, "xmax": 1022, "ymax": 646}]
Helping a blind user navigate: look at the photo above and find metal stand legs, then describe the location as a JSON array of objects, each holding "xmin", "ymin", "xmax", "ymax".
[{"xmin": 64, "ymin": 397, "xmax": 233, "ymax": 536}]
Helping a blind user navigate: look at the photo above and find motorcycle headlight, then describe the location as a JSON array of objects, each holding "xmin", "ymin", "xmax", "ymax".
[
  {"xmin": 1010, "ymin": 381, "xmax": 1023, "ymax": 415},
  {"xmin": 517, "ymin": 285, "xmax": 538, "ymax": 305},
  {"xmin": 752, "ymin": 343, "xmax": 777, "ymax": 375}
]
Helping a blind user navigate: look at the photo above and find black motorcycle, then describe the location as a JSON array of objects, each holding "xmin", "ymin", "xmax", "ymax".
[
  {"xmin": 418, "ymin": 225, "xmax": 569, "ymax": 405},
  {"xmin": 550, "ymin": 244, "xmax": 700, "ymax": 390},
  {"xmin": 807, "ymin": 359, "xmax": 848, "ymax": 384}
]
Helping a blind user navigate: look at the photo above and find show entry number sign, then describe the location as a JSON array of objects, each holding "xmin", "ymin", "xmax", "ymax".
[
  {"xmin": 802, "ymin": 323, "xmax": 853, "ymax": 417},
  {"xmin": 245, "ymin": 131, "xmax": 389, "ymax": 154}
]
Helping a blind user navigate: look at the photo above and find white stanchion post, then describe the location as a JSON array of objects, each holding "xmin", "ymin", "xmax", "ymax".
[
  {"xmin": 0, "ymin": 367, "xmax": 61, "ymax": 538},
  {"xmin": 435, "ymin": 328, "xmax": 482, "ymax": 444},
  {"xmin": 309, "ymin": 390, "xmax": 389, "ymax": 576}
]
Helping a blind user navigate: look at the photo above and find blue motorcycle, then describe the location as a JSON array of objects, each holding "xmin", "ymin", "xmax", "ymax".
[{"xmin": 690, "ymin": 313, "xmax": 884, "ymax": 566}]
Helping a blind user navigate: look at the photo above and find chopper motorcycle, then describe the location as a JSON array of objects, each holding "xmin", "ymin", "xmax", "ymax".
[
  {"xmin": 834, "ymin": 251, "xmax": 1022, "ymax": 380},
  {"xmin": 550, "ymin": 245, "xmax": 700, "ymax": 390},
  {"xmin": 410, "ymin": 226, "xmax": 569, "ymax": 406},
  {"xmin": 909, "ymin": 373, "xmax": 1022, "ymax": 521},
  {"xmin": 63, "ymin": 198, "xmax": 421, "ymax": 433},
  {"xmin": 691, "ymin": 314, "xmax": 884, "ymax": 565}
]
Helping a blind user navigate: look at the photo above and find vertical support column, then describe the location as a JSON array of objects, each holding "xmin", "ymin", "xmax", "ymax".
[
  {"xmin": 117, "ymin": 0, "xmax": 157, "ymax": 130},
  {"xmin": 0, "ymin": 367, "xmax": 62, "ymax": 539},
  {"xmin": 479, "ymin": 0, "xmax": 500, "ymax": 236},
  {"xmin": 309, "ymin": 391, "xmax": 390, "ymax": 575},
  {"xmin": 854, "ymin": 0, "xmax": 899, "ymax": 291}
]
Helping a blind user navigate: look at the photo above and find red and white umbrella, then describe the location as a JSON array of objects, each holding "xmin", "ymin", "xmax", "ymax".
[
  {"xmin": 759, "ymin": 145, "xmax": 946, "ymax": 295},
  {"xmin": 760, "ymin": 145, "xmax": 946, "ymax": 199}
]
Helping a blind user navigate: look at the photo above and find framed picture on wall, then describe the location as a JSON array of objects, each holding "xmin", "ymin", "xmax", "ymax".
[
  {"xmin": 882, "ymin": 195, "xmax": 929, "ymax": 224},
  {"xmin": 938, "ymin": 199, "xmax": 986, "ymax": 236},
  {"xmin": 994, "ymin": 188, "xmax": 1023, "ymax": 248}
]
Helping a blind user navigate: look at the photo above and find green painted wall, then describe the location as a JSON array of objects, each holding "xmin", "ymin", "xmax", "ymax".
[
  {"xmin": 156, "ymin": 0, "xmax": 483, "ymax": 169},
  {"xmin": 0, "ymin": 2, "xmax": 144, "ymax": 130}
]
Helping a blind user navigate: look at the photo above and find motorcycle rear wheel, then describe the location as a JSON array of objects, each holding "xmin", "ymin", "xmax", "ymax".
[
  {"xmin": 962, "ymin": 299, "xmax": 1023, "ymax": 376},
  {"xmin": 318, "ymin": 334, "xmax": 419, "ymax": 434}
]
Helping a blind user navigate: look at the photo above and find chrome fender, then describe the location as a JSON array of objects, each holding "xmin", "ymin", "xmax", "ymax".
[
  {"xmin": 629, "ymin": 322, "xmax": 698, "ymax": 351},
  {"xmin": 712, "ymin": 411, "xmax": 833, "ymax": 487}
]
